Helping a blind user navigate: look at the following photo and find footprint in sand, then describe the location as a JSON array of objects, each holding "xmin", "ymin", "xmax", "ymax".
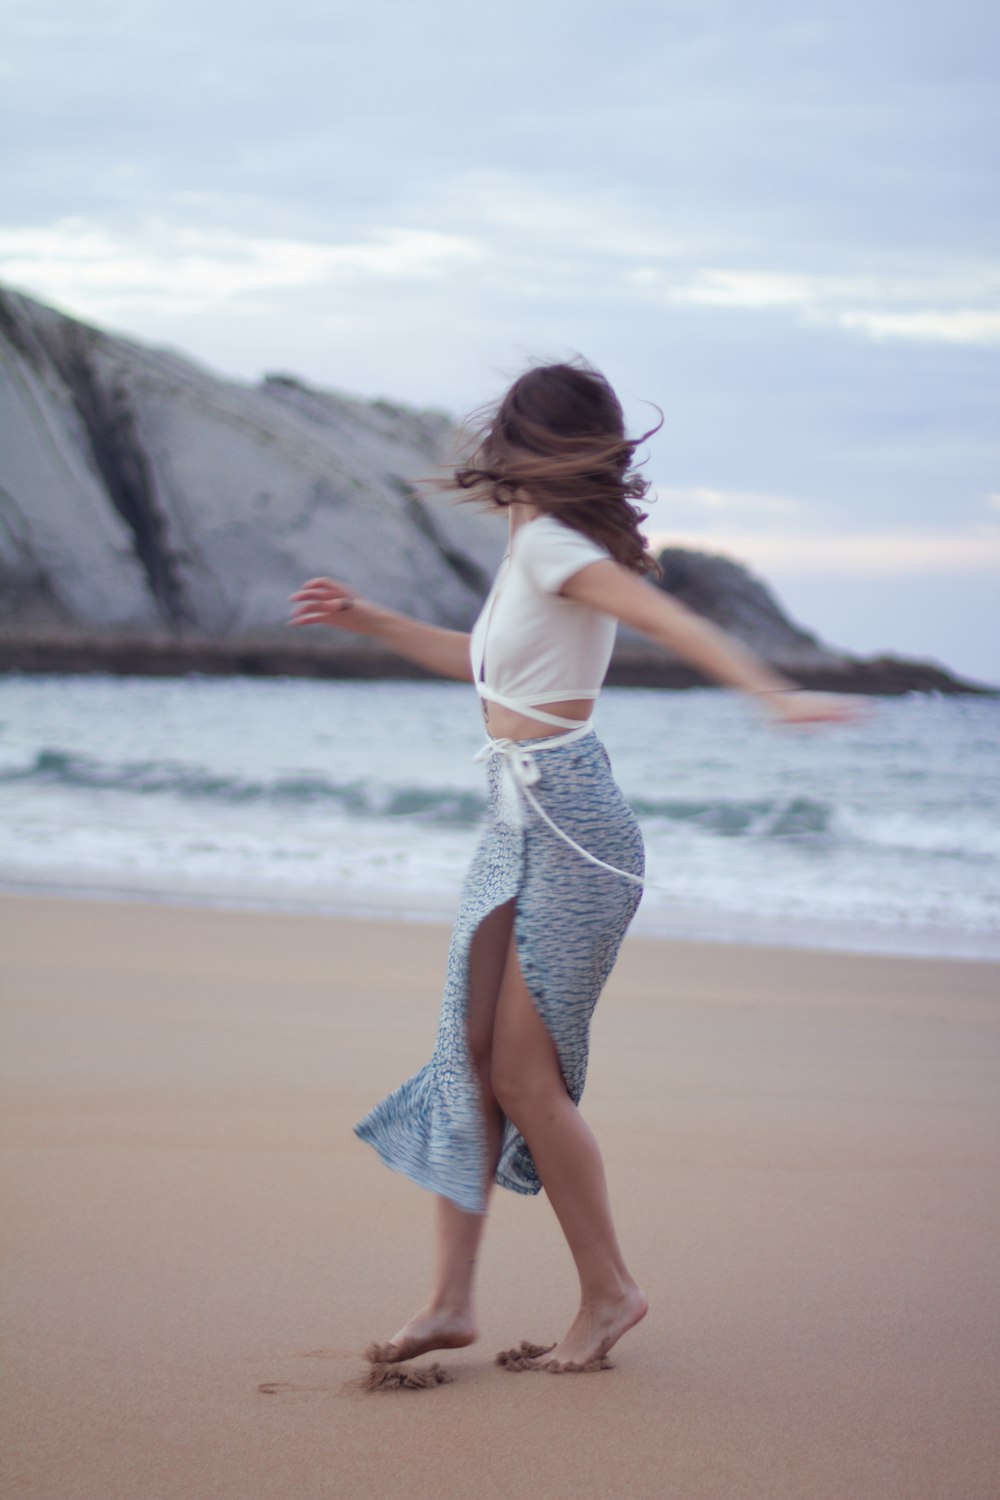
[{"xmin": 257, "ymin": 1380, "xmax": 328, "ymax": 1401}]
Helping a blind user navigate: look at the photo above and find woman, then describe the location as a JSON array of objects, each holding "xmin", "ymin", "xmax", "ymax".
[{"xmin": 290, "ymin": 361, "xmax": 857, "ymax": 1375}]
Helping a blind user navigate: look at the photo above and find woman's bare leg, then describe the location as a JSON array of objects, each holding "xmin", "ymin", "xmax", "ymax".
[
  {"xmin": 375, "ymin": 904, "xmax": 513, "ymax": 1362},
  {"xmin": 490, "ymin": 933, "xmax": 647, "ymax": 1370}
]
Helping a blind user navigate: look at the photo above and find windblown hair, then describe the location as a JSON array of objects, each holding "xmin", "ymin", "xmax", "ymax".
[{"xmin": 447, "ymin": 360, "xmax": 662, "ymax": 576}]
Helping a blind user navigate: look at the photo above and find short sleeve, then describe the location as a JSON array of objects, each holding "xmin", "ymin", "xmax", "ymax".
[{"xmin": 518, "ymin": 516, "xmax": 612, "ymax": 594}]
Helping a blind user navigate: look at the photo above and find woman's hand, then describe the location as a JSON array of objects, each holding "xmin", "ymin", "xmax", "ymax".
[
  {"xmin": 289, "ymin": 577, "xmax": 378, "ymax": 636},
  {"xmin": 288, "ymin": 577, "xmax": 474, "ymax": 681},
  {"xmin": 757, "ymin": 690, "xmax": 868, "ymax": 728}
]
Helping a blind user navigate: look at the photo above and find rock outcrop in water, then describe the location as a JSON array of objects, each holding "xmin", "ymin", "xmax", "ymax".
[{"xmin": 0, "ymin": 286, "xmax": 989, "ymax": 694}]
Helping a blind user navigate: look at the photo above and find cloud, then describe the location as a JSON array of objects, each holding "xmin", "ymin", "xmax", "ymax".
[
  {"xmin": 0, "ymin": 219, "xmax": 483, "ymax": 318},
  {"xmin": 653, "ymin": 486, "xmax": 805, "ymax": 516},
  {"xmin": 838, "ymin": 309, "xmax": 1000, "ymax": 345},
  {"xmin": 646, "ymin": 527, "xmax": 1000, "ymax": 577},
  {"xmin": 631, "ymin": 263, "xmax": 1000, "ymax": 348},
  {"xmin": 7, "ymin": 207, "xmax": 997, "ymax": 359}
]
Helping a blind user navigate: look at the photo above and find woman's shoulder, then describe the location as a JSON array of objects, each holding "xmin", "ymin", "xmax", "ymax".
[
  {"xmin": 517, "ymin": 513, "xmax": 611, "ymax": 560},
  {"xmin": 514, "ymin": 513, "xmax": 612, "ymax": 593}
]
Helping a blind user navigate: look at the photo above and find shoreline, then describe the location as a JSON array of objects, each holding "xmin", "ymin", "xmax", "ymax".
[
  {"xmin": 1, "ymin": 876, "xmax": 997, "ymax": 965},
  {"xmin": 3, "ymin": 887, "xmax": 998, "ymax": 996},
  {"xmin": 2, "ymin": 892, "xmax": 998, "ymax": 1499}
]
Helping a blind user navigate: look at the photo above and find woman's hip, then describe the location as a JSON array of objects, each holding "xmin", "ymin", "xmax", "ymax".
[{"xmin": 485, "ymin": 731, "xmax": 644, "ymax": 882}]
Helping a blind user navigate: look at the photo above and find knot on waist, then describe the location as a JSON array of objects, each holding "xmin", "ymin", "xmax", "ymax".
[
  {"xmin": 473, "ymin": 737, "xmax": 543, "ymax": 788},
  {"xmin": 473, "ymin": 725, "xmax": 643, "ymax": 888},
  {"xmin": 474, "ymin": 721, "xmax": 593, "ymax": 786}
]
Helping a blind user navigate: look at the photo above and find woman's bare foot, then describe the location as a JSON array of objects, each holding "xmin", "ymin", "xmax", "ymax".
[
  {"xmin": 528, "ymin": 1283, "xmax": 648, "ymax": 1372},
  {"xmin": 366, "ymin": 1304, "xmax": 478, "ymax": 1365}
]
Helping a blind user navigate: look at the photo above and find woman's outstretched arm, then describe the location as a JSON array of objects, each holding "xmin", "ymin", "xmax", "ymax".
[
  {"xmin": 562, "ymin": 561, "xmax": 860, "ymax": 724},
  {"xmin": 289, "ymin": 577, "xmax": 474, "ymax": 682}
]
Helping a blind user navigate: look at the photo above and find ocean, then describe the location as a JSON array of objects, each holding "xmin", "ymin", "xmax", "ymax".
[{"xmin": 1, "ymin": 673, "xmax": 998, "ymax": 960}]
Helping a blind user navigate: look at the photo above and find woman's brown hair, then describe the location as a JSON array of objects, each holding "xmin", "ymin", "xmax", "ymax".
[{"xmin": 447, "ymin": 359, "xmax": 662, "ymax": 576}]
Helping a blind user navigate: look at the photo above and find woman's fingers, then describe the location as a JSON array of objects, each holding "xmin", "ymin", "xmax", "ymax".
[
  {"xmin": 291, "ymin": 578, "xmax": 350, "ymax": 601},
  {"xmin": 289, "ymin": 577, "xmax": 362, "ymax": 628},
  {"xmin": 769, "ymin": 692, "xmax": 869, "ymax": 727},
  {"xmin": 289, "ymin": 593, "xmax": 351, "ymax": 612},
  {"xmin": 291, "ymin": 600, "xmax": 353, "ymax": 620}
]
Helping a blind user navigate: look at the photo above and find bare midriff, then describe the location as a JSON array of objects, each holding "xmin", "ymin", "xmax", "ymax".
[{"xmin": 479, "ymin": 696, "xmax": 595, "ymax": 742}]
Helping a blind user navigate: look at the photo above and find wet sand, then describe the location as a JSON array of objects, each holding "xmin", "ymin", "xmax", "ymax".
[{"xmin": 1, "ymin": 893, "xmax": 998, "ymax": 1500}]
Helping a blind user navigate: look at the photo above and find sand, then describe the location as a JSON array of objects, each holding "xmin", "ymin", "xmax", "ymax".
[{"xmin": 1, "ymin": 893, "xmax": 998, "ymax": 1500}]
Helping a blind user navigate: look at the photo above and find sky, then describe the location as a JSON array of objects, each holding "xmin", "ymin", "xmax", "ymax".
[{"xmin": 2, "ymin": 0, "xmax": 999, "ymax": 682}]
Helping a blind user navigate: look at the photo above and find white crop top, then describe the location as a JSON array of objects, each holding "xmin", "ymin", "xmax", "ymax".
[{"xmin": 469, "ymin": 514, "xmax": 617, "ymax": 730}]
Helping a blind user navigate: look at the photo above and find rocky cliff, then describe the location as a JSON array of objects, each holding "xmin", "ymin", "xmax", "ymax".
[
  {"xmin": 0, "ymin": 286, "xmax": 500, "ymax": 638},
  {"xmin": 0, "ymin": 287, "xmax": 987, "ymax": 694}
]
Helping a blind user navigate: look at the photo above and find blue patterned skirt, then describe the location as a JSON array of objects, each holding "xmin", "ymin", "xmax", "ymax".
[{"xmin": 353, "ymin": 731, "xmax": 644, "ymax": 1213}]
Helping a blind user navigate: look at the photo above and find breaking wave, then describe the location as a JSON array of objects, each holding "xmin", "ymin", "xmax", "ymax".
[{"xmin": 8, "ymin": 746, "xmax": 996, "ymax": 855}]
